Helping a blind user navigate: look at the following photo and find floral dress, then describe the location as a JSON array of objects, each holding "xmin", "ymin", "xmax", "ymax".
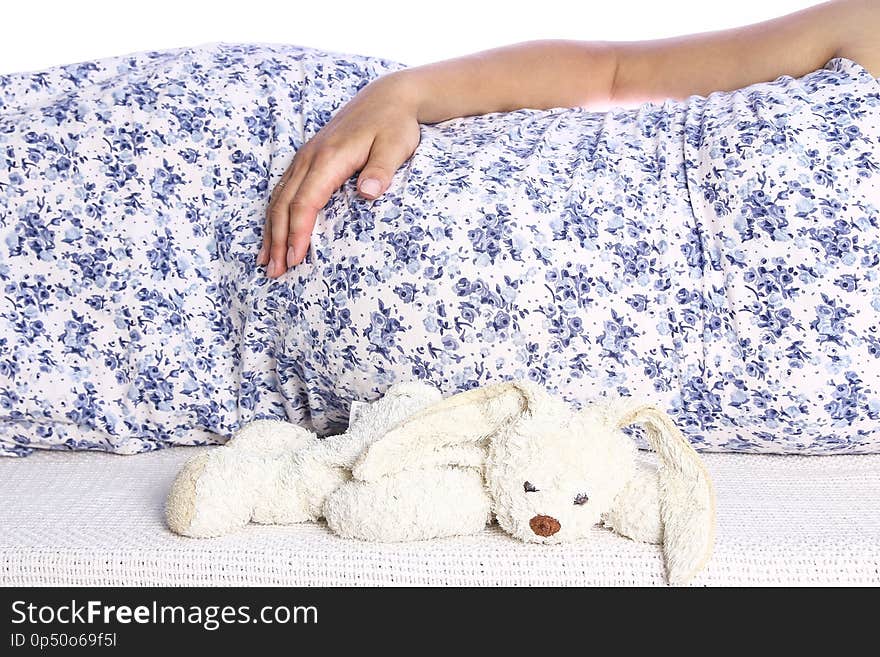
[{"xmin": 2, "ymin": 41, "xmax": 880, "ymax": 457}]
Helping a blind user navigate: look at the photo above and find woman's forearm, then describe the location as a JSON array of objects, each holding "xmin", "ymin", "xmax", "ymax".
[
  {"xmin": 393, "ymin": 40, "xmax": 619, "ymax": 122},
  {"xmin": 392, "ymin": 0, "xmax": 868, "ymax": 123}
]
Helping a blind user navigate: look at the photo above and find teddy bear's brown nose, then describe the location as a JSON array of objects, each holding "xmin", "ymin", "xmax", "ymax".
[{"xmin": 529, "ymin": 514, "xmax": 561, "ymax": 537}]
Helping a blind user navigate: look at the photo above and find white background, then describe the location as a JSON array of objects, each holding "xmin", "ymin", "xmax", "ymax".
[{"xmin": 2, "ymin": 0, "xmax": 817, "ymax": 73}]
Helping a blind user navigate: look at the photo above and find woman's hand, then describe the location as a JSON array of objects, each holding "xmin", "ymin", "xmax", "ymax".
[{"xmin": 259, "ymin": 71, "xmax": 422, "ymax": 278}]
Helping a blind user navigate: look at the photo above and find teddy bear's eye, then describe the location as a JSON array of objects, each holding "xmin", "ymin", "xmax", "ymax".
[
  {"xmin": 573, "ymin": 493, "xmax": 589, "ymax": 505},
  {"xmin": 523, "ymin": 481, "xmax": 539, "ymax": 493}
]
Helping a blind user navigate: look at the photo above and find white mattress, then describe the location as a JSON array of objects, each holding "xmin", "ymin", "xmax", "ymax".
[{"xmin": 1, "ymin": 447, "xmax": 878, "ymax": 586}]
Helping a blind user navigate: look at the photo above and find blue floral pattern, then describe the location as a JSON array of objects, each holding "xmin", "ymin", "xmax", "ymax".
[{"xmin": 2, "ymin": 42, "xmax": 880, "ymax": 456}]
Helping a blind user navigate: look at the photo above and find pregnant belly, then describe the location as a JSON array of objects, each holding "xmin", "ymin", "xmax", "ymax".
[{"xmin": 279, "ymin": 105, "xmax": 698, "ymax": 435}]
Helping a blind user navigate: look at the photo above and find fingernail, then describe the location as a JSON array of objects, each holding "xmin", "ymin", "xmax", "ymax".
[
  {"xmin": 268, "ymin": 257, "xmax": 276, "ymax": 277},
  {"xmin": 286, "ymin": 245, "xmax": 296, "ymax": 267},
  {"xmin": 360, "ymin": 178, "xmax": 381, "ymax": 197},
  {"xmin": 256, "ymin": 246, "xmax": 266, "ymax": 264}
]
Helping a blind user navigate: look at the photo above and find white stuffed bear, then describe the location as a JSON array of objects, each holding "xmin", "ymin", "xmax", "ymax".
[{"xmin": 166, "ymin": 379, "xmax": 715, "ymax": 585}]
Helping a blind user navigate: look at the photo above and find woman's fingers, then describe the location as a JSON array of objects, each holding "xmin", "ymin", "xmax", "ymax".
[
  {"xmin": 259, "ymin": 166, "xmax": 298, "ymax": 266},
  {"xmin": 261, "ymin": 152, "xmax": 311, "ymax": 270},
  {"xmin": 281, "ymin": 155, "xmax": 358, "ymax": 272},
  {"xmin": 356, "ymin": 132, "xmax": 418, "ymax": 200}
]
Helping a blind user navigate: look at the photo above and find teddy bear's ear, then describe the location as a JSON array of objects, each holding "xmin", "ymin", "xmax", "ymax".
[
  {"xmin": 614, "ymin": 404, "xmax": 716, "ymax": 585},
  {"xmin": 352, "ymin": 379, "xmax": 541, "ymax": 482}
]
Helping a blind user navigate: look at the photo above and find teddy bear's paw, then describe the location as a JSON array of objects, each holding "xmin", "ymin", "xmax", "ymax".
[
  {"xmin": 325, "ymin": 468, "xmax": 491, "ymax": 542},
  {"xmin": 165, "ymin": 450, "xmax": 262, "ymax": 538}
]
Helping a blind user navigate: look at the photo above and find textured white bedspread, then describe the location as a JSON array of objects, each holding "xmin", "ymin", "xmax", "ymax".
[{"xmin": 1, "ymin": 447, "xmax": 878, "ymax": 586}]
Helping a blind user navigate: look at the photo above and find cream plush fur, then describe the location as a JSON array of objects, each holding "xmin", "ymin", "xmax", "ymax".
[{"xmin": 166, "ymin": 379, "xmax": 715, "ymax": 585}]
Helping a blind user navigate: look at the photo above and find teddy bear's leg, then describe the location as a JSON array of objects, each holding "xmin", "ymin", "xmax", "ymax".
[
  {"xmin": 270, "ymin": 380, "xmax": 444, "ymax": 524},
  {"xmin": 166, "ymin": 420, "xmax": 317, "ymax": 537},
  {"xmin": 323, "ymin": 468, "xmax": 491, "ymax": 542},
  {"xmin": 169, "ymin": 383, "xmax": 444, "ymax": 537}
]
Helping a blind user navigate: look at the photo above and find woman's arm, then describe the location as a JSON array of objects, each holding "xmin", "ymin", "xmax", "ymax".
[
  {"xmin": 610, "ymin": 0, "xmax": 876, "ymax": 105},
  {"xmin": 403, "ymin": 0, "xmax": 871, "ymax": 118},
  {"xmin": 262, "ymin": 0, "xmax": 874, "ymax": 277}
]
